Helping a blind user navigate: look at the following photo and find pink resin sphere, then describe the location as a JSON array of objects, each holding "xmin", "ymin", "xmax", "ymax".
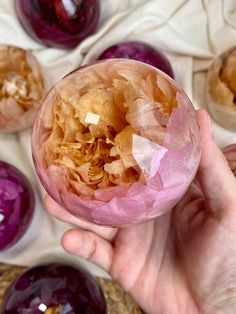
[
  {"xmin": 98, "ymin": 41, "xmax": 174, "ymax": 78},
  {"xmin": 32, "ymin": 59, "xmax": 201, "ymax": 227},
  {"xmin": 15, "ymin": 0, "xmax": 100, "ymax": 48},
  {"xmin": 0, "ymin": 161, "xmax": 34, "ymax": 251}
]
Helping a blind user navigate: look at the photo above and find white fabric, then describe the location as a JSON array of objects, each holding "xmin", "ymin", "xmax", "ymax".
[{"xmin": 0, "ymin": 0, "xmax": 236, "ymax": 277}]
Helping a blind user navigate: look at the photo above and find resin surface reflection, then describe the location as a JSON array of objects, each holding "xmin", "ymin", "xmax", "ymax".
[
  {"xmin": 2, "ymin": 263, "xmax": 106, "ymax": 313},
  {"xmin": 0, "ymin": 161, "xmax": 34, "ymax": 251},
  {"xmin": 15, "ymin": 0, "xmax": 100, "ymax": 48},
  {"xmin": 98, "ymin": 41, "xmax": 174, "ymax": 78},
  {"xmin": 32, "ymin": 59, "xmax": 201, "ymax": 227}
]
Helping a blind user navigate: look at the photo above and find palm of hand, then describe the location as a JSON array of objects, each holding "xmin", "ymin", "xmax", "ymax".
[
  {"xmin": 109, "ymin": 182, "xmax": 236, "ymax": 314},
  {"xmin": 106, "ymin": 190, "xmax": 234, "ymax": 314}
]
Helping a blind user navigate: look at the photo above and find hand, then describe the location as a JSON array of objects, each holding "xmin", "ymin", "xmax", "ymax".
[{"xmin": 45, "ymin": 110, "xmax": 236, "ymax": 314}]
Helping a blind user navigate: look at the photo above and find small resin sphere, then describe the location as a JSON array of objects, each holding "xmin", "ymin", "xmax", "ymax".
[
  {"xmin": 206, "ymin": 46, "xmax": 236, "ymax": 131},
  {"xmin": 223, "ymin": 144, "xmax": 236, "ymax": 177},
  {"xmin": 98, "ymin": 41, "xmax": 174, "ymax": 78},
  {"xmin": 15, "ymin": 0, "xmax": 100, "ymax": 48},
  {"xmin": 1, "ymin": 263, "xmax": 106, "ymax": 313},
  {"xmin": 32, "ymin": 59, "xmax": 201, "ymax": 227},
  {"xmin": 0, "ymin": 161, "xmax": 34, "ymax": 251},
  {"xmin": 0, "ymin": 45, "xmax": 45, "ymax": 133}
]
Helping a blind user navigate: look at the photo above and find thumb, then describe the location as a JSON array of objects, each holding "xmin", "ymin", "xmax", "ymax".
[{"xmin": 196, "ymin": 109, "xmax": 236, "ymax": 211}]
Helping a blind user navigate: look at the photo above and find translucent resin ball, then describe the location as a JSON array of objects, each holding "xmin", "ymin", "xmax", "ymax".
[
  {"xmin": 206, "ymin": 46, "xmax": 236, "ymax": 131},
  {"xmin": 223, "ymin": 144, "xmax": 236, "ymax": 177},
  {"xmin": 0, "ymin": 45, "xmax": 45, "ymax": 133},
  {"xmin": 0, "ymin": 161, "xmax": 34, "ymax": 251},
  {"xmin": 98, "ymin": 41, "xmax": 174, "ymax": 78},
  {"xmin": 32, "ymin": 59, "xmax": 201, "ymax": 227},
  {"xmin": 15, "ymin": 0, "xmax": 100, "ymax": 48},
  {"xmin": 2, "ymin": 263, "xmax": 106, "ymax": 313}
]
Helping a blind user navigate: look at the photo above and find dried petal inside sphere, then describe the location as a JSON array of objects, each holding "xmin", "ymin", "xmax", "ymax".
[
  {"xmin": 32, "ymin": 59, "xmax": 200, "ymax": 227},
  {"xmin": 0, "ymin": 45, "xmax": 45, "ymax": 133},
  {"xmin": 221, "ymin": 51, "xmax": 236, "ymax": 95},
  {"xmin": 206, "ymin": 47, "xmax": 236, "ymax": 131},
  {"xmin": 208, "ymin": 49, "xmax": 236, "ymax": 107},
  {"xmin": 39, "ymin": 62, "xmax": 178, "ymax": 195}
]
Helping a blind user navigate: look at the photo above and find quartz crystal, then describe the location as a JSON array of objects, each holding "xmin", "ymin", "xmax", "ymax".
[
  {"xmin": 98, "ymin": 41, "xmax": 174, "ymax": 78},
  {"xmin": 206, "ymin": 47, "xmax": 236, "ymax": 131},
  {"xmin": 2, "ymin": 263, "xmax": 106, "ymax": 313},
  {"xmin": 15, "ymin": 0, "xmax": 100, "ymax": 48},
  {"xmin": 0, "ymin": 45, "xmax": 45, "ymax": 133},
  {"xmin": 0, "ymin": 161, "xmax": 34, "ymax": 251},
  {"xmin": 32, "ymin": 59, "xmax": 201, "ymax": 227}
]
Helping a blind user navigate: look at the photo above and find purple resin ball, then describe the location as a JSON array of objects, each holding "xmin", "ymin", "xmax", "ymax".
[
  {"xmin": 15, "ymin": 0, "xmax": 100, "ymax": 48},
  {"xmin": 2, "ymin": 263, "xmax": 106, "ymax": 313},
  {"xmin": 98, "ymin": 41, "xmax": 174, "ymax": 78},
  {"xmin": 0, "ymin": 161, "xmax": 34, "ymax": 251}
]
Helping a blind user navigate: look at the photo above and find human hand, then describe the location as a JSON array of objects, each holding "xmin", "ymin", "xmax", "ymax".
[{"xmin": 45, "ymin": 109, "xmax": 236, "ymax": 314}]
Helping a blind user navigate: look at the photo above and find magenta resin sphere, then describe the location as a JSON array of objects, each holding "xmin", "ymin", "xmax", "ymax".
[
  {"xmin": 98, "ymin": 41, "xmax": 174, "ymax": 78},
  {"xmin": 15, "ymin": 0, "xmax": 100, "ymax": 48},
  {"xmin": 1, "ymin": 263, "xmax": 106, "ymax": 313},
  {"xmin": 0, "ymin": 161, "xmax": 34, "ymax": 251},
  {"xmin": 32, "ymin": 59, "xmax": 201, "ymax": 227}
]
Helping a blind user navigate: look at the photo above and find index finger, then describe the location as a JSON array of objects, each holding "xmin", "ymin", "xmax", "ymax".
[{"xmin": 44, "ymin": 194, "xmax": 117, "ymax": 240}]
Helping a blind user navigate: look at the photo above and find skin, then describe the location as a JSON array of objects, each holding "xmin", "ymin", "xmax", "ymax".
[{"xmin": 45, "ymin": 110, "xmax": 236, "ymax": 314}]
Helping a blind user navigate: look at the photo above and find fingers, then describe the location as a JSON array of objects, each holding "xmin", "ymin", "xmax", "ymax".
[
  {"xmin": 196, "ymin": 109, "xmax": 236, "ymax": 210},
  {"xmin": 173, "ymin": 183, "xmax": 206, "ymax": 232},
  {"xmin": 175, "ymin": 183, "xmax": 203, "ymax": 211},
  {"xmin": 44, "ymin": 194, "xmax": 117, "ymax": 240},
  {"xmin": 62, "ymin": 229, "xmax": 114, "ymax": 272}
]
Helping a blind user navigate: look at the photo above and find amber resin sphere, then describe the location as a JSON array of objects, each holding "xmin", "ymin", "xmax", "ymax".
[
  {"xmin": 206, "ymin": 47, "xmax": 236, "ymax": 131},
  {"xmin": 15, "ymin": 0, "xmax": 100, "ymax": 48},
  {"xmin": 32, "ymin": 59, "xmax": 201, "ymax": 227},
  {"xmin": 0, "ymin": 45, "xmax": 45, "ymax": 133}
]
